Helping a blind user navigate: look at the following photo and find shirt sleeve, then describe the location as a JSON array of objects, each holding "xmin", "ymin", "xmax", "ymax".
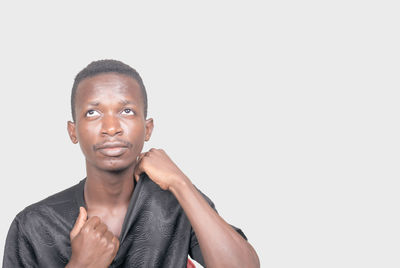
[
  {"xmin": 188, "ymin": 187, "xmax": 248, "ymax": 267},
  {"xmin": 3, "ymin": 217, "xmax": 38, "ymax": 268}
]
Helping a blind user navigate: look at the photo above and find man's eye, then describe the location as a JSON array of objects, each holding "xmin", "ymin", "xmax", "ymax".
[
  {"xmin": 122, "ymin": 108, "xmax": 135, "ymax": 115},
  {"xmin": 86, "ymin": 110, "xmax": 100, "ymax": 117}
]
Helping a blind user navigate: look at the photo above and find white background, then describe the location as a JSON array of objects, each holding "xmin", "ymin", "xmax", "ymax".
[{"xmin": 0, "ymin": 1, "xmax": 399, "ymax": 267}]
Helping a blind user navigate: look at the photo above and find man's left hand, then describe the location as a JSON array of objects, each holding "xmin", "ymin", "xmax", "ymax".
[{"xmin": 134, "ymin": 148, "xmax": 187, "ymax": 191}]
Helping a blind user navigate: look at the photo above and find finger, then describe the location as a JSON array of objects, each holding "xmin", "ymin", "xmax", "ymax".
[
  {"xmin": 134, "ymin": 165, "xmax": 143, "ymax": 182},
  {"xmin": 103, "ymin": 231, "xmax": 114, "ymax": 243},
  {"xmin": 135, "ymin": 153, "xmax": 146, "ymax": 168},
  {"xmin": 85, "ymin": 216, "xmax": 102, "ymax": 230},
  {"xmin": 94, "ymin": 223, "xmax": 108, "ymax": 236},
  {"xmin": 137, "ymin": 152, "xmax": 146, "ymax": 161},
  {"xmin": 70, "ymin": 207, "xmax": 88, "ymax": 240},
  {"xmin": 134, "ymin": 153, "xmax": 146, "ymax": 182},
  {"xmin": 111, "ymin": 236, "xmax": 120, "ymax": 257}
]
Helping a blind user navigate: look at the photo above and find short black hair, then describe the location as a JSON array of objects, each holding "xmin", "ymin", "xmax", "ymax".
[{"xmin": 71, "ymin": 59, "xmax": 148, "ymax": 121}]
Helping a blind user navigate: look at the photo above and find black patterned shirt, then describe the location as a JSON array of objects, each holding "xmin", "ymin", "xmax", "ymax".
[{"xmin": 3, "ymin": 174, "xmax": 246, "ymax": 267}]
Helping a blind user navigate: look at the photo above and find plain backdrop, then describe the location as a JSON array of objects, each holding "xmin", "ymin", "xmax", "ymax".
[{"xmin": 0, "ymin": 1, "xmax": 399, "ymax": 267}]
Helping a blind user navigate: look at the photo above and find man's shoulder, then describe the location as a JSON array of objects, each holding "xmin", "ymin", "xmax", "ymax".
[
  {"xmin": 15, "ymin": 179, "xmax": 83, "ymax": 228},
  {"xmin": 140, "ymin": 174, "xmax": 216, "ymax": 211}
]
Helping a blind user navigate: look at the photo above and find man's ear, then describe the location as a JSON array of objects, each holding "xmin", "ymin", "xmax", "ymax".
[
  {"xmin": 67, "ymin": 121, "xmax": 78, "ymax": 144},
  {"xmin": 144, "ymin": 118, "xmax": 154, "ymax": 142}
]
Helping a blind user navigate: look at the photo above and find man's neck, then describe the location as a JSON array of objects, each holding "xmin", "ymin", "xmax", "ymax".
[{"xmin": 84, "ymin": 163, "xmax": 136, "ymax": 210}]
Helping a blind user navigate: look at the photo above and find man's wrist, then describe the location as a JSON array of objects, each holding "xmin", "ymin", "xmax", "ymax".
[
  {"xmin": 65, "ymin": 258, "xmax": 86, "ymax": 268},
  {"xmin": 169, "ymin": 174, "xmax": 191, "ymax": 196}
]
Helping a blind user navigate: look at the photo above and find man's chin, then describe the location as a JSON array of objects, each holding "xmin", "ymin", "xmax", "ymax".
[{"xmin": 97, "ymin": 159, "xmax": 135, "ymax": 173}]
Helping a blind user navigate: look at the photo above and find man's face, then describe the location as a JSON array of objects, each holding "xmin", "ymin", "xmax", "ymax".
[{"xmin": 67, "ymin": 73, "xmax": 153, "ymax": 172}]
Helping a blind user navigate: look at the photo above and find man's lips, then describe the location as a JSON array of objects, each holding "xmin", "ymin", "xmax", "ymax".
[
  {"xmin": 96, "ymin": 142, "xmax": 129, "ymax": 150},
  {"xmin": 93, "ymin": 140, "xmax": 132, "ymax": 157},
  {"xmin": 98, "ymin": 147, "xmax": 128, "ymax": 157}
]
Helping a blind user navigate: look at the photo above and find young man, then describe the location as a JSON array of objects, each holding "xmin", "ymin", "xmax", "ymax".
[{"xmin": 3, "ymin": 60, "xmax": 260, "ymax": 268}]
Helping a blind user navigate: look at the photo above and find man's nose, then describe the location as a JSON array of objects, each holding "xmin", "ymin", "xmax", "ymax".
[{"xmin": 101, "ymin": 115, "xmax": 123, "ymax": 136}]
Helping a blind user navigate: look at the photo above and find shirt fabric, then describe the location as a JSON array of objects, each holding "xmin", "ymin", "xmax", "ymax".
[{"xmin": 3, "ymin": 174, "xmax": 247, "ymax": 268}]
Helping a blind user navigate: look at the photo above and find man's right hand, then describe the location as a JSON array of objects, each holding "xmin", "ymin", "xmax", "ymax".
[{"xmin": 66, "ymin": 207, "xmax": 120, "ymax": 268}]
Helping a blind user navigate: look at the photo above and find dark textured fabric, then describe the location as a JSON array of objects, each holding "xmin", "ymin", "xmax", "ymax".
[{"xmin": 3, "ymin": 174, "xmax": 246, "ymax": 268}]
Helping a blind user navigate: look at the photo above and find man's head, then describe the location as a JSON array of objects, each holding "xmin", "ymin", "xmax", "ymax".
[
  {"xmin": 71, "ymin": 59, "xmax": 148, "ymax": 122},
  {"xmin": 67, "ymin": 60, "xmax": 153, "ymax": 173}
]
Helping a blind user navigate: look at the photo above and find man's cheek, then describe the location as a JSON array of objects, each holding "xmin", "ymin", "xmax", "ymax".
[{"xmin": 132, "ymin": 143, "xmax": 144, "ymax": 157}]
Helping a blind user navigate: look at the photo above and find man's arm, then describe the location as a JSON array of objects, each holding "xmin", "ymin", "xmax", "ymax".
[
  {"xmin": 3, "ymin": 217, "xmax": 37, "ymax": 268},
  {"xmin": 134, "ymin": 148, "xmax": 260, "ymax": 268},
  {"xmin": 171, "ymin": 175, "xmax": 260, "ymax": 267}
]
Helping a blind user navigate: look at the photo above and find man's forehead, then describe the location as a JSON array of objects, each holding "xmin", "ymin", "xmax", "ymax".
[
  {"xmin": 86, "ymin": 99, "xmax": 138, "ymax": 106},
  {"xmin": 75, "ymin": 73, "xmax": 142, "ymax": 103}
]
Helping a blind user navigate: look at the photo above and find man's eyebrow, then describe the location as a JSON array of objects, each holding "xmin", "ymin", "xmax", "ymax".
[
  {"xmin": 88, "ymin": 101, "xmax": 100, "ymax": 106},
  {"xmin": 119, "ymin": 99, "xmax": 136, "ymax": 105}
]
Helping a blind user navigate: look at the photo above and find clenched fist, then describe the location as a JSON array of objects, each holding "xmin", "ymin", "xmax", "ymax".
[
  {"xmin": 134, "ymin": 148, "xmax": 188, "ymax": 191},
  {"xmin": 66, "ymin": 207, "xmax": 120, "ymax": 268}
]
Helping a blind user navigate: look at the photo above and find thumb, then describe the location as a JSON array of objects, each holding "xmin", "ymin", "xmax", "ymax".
[
  {"xmin": 70, "ymin": 206, "xmax": 87, "ymax": 240},
  {"xmin": 134, "ymin": 153, "xmax": 145, "ymax": 182},
  {"xmin": 134, "ymin": 164, "xmax": 142, "ymax": 183}
]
